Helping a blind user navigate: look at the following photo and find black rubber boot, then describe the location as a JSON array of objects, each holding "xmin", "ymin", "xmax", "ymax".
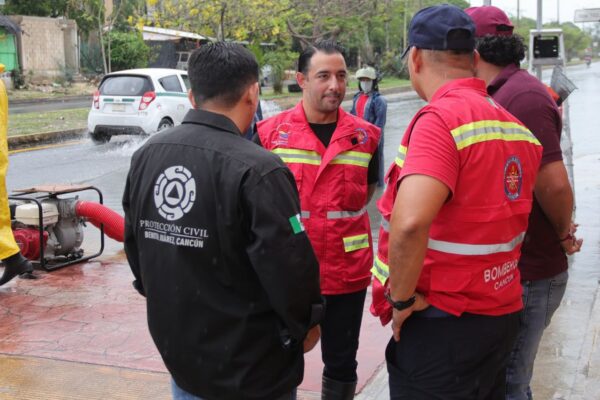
[
  {"xmin": 321, "ymin": 376, "xmax": 357, "ymax": 400},
  {"xmin": 0, "ymin": 252, "xmax": 34, "ymax": 286}
]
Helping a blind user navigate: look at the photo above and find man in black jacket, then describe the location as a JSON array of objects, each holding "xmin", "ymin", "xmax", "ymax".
[{"xmin": 123, "ymin": 42, "xmax": 323, "ymax": 400}]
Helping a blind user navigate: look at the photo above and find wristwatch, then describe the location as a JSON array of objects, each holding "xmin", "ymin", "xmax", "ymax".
[{"xmin": 385, "ymin": 290, "xmax": 416, "ymax": 311}]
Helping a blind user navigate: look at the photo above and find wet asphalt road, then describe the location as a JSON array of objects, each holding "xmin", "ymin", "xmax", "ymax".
[{"xmin": 4, "ymin": 90, "xmax": 424, "ymax": 255}]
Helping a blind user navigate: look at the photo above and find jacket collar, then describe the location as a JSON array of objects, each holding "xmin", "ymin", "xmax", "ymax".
[
  {"xmin": 430, "ymin": 77, "xmax": 488, "ymax": 102},
  {"xmin": 290, "ymin": 101, "xmax": 356, "ymax": 140},
  {"xmin": 487, "ymin": 64, "xmax": 520, "ymax": 96},
  {"xmin": 182, "ymin": 108, "xmax": 242, "ymax": 136}
]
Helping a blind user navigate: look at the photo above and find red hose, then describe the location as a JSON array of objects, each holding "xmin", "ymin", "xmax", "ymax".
[{"xmin": 75, "ymin": 201, "xmax": 124, "ymax": 242}]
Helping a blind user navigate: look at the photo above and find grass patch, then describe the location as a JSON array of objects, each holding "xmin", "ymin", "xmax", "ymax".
[
  {"xmin": 8, "ymin": 108, "xmax": 89, "ymax": 137},
  {"xmin": 378, "ymin": 77, "xmax": 411, "ymax": 89},
  {"xmin": 261, "ymin": 86, "xmax": 300, "ymax": 100},
  {"xmin": 8, "ymin": 83, "xmax": 96, "ymax": 101}
]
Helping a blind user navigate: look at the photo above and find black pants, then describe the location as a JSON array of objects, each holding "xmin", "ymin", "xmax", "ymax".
[
  {"xmin": 386, "ymin": 309, "xmax": 519, "ymax": 400},
  {"xmin": 321, "ymin": 289, "xmax": 367, "ymax": 383}
]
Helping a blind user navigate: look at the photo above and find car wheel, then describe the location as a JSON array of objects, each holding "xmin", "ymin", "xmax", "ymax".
[
  {"xmin": 158, "ymin": 118, "xmax": 174, "ymax": 132},
  {"xmin": 90, "ymin": 130, "xmax": 111, "ymax": 144}
]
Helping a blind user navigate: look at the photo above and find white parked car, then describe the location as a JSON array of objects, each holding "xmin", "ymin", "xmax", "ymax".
[{"xmin": 87, "ymin": 68, "xmax": 192, "ymax": 144}]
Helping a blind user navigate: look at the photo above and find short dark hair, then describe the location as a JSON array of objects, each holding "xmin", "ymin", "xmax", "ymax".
[
  {"xmin": 187, "ymin": 42, "xmax": 258, "ymax": 107},
  {"xmin": 297, "ymin": 39, "xmax": 346, "ymax": 75},
  {"xmin": 475, "ymin": 34, "xmax": 526, "ymax": 67}
]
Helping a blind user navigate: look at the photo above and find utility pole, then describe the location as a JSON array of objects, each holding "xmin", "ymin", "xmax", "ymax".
[
  {"xmin": 403, "ymin": 0, "xmax": 409, "ymax": 50},
  {"xmin": 483, "ymin": 0, "xmax": 491, "ymax": 5},
  {"xmin": 535, "ymin": 0, "xmax": 543, "ymax": 79},
  {"xmin": 557, "ymin": 0, "xmax": 560, "ymax": 24}
]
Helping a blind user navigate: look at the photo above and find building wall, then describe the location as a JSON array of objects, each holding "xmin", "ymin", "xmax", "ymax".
[
  {"xmin": 63, "ymin": 19, "xmax": 79, "ymax": 73},
  {"xmin": 9, "ymin": 15, "xmax": 79, "ymax": 81}
]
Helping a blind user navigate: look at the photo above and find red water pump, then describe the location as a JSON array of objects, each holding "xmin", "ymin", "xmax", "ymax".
[{"xmin": 10, "ymin": 185, "xmax": 124, "ymax": 270}]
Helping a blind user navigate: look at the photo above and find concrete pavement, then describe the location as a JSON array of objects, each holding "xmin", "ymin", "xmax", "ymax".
[{"xmin": 0, "ymin": 169, "xmax": 598, "ymax": 399}]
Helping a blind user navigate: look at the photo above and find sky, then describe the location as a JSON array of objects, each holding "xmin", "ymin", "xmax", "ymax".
[{"xmin": 468, "ymin": 0, "xmax": 600, "ymax": 24}]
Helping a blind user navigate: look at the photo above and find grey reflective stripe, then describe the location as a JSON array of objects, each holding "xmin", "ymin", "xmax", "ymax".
[
  {"xmin": 453, "ymin": 126, "xmax": 536, "ymax": 144},
  {"xmin": 395, "ymin": 145, "xmax": 407, "ymax": 167},
  {"xmin": 396, "ymin": 148, "xmax": 406, "ymax": 163},
  {"xmin": 284, "ymin": 153, "xmax": 321, "ymax": 161},
  {"xmin": 327, "ymin": 207, "xmax": 367, "ymax": 219},
  {"xmin": 373, "ymin": 257, "xmax": 389, "ymax": 280},
  {"xmin": 301, "ymin": 211, "xmax": 310, "ymax": 218},
  {"xmin": 427, "ymin": 232, "xmax": 526, "ymax": 256},
  {"xmin": 380, "ymin": 218, "xmax": 390, "ymax": 232},
  {"xmin": 279, "ymin": 153, "xmax": 321, "ymax": 162},
  {"xmin": 343, "ymin": 234, "xmax": 370, "ymax": 252},
  {"xmin": 336, "ymin": 154, "xmax": 370, "ymax": 163}
]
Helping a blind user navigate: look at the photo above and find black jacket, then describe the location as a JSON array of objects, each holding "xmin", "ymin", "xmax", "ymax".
[{"xmin": 123, "ymin": 109, "xmax": 323, "ymax": 400}]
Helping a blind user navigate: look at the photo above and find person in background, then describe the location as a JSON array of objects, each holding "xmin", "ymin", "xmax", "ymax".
[
  {"xmin": 465, "ymin": 6, "xmax": 582, "ymax": 400},
  {"xmin": 123, "ymin": 42, "xmax": 323, "ymax": 400},
  {"xmin": 255, "ymin": 39, "xmax": 380, "ymax": 399},
  {"xmin": 370, "ymin": 5, "xmax": 543, "ymax": 398},
  {"xmin": 244, "ymin": 87, "xmax": 263, "ymax": 140},
  {"xmin": 0, "ymin": 63, "xmax": 35, "ymax": 286},
  {"xmin": 351, "ymin": 67, "xmax": 387, "ymax": 187}
]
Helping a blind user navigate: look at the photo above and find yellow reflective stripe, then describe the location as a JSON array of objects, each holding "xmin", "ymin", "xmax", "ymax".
[
  {"xmin": 395, "ymin": 145, "xmax": 407, "ymax": 167},
  {"xmin": 451, "ymin": 120, "xmax": 541, "ymax": 150},
  {"xmin": 370, "ymin": 255, "xmax": 389, "ymax": 284},
  {"xmin": 331, "ymin": 151, "xmax": 371, "ymax": 167},
  {"xmin": 343, "ymin": 233, "xmax": 370, "ymax": 252},
  {"xmin": 272, "ymin": 148, "xmax": 321, "ymax": 165}
]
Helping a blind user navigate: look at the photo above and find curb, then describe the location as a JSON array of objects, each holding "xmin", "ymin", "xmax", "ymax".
[{"xmin": 8, "ymin": 128, "xmax": 86, "ymax": 150}]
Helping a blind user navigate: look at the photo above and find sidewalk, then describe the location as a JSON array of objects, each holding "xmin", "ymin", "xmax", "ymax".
[
  {"xmin": 0, "ymin": 257, "xmax": 389, "ymax": 399},
  {"xmin": 1, "ymin": 167, "xmax": 598, "ymax": 399}
]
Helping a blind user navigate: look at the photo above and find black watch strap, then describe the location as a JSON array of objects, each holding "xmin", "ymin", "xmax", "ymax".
[{"xmin": 385, "ymin": 291, "xmax": 416, "ymax": 311}]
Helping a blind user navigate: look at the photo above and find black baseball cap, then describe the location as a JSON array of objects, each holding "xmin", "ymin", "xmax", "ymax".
[{"xmin": 400, "ymin": 4, "xmax": 476, "ymax": 59}]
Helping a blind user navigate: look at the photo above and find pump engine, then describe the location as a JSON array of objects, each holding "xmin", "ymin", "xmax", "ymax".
[
  {"xmin": 9, "ymin": 185, "xmax": 124, "ymax": 271},
  {"xmin": 11, "ymin": 198, "xmax": 84, "ymax": 261}
]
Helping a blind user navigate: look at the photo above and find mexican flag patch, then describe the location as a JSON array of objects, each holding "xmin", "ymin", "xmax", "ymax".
[{"xmin": 289, "ymin": 214, "xmax": 305, "ymax": 234}]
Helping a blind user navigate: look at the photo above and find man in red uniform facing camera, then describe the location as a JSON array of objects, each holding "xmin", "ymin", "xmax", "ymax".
[
  {"xmin": 370, "ymin": 5, "xmax": 542, "ymax": 399},
  {"xmin": 256, "ymin": 40, "xmax": 380, "ymax": 399}
]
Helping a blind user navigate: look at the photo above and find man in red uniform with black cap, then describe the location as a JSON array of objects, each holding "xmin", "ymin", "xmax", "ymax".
[{"xmin": 372, "ymin": 4, "xmax": 543, "ymax": 399}]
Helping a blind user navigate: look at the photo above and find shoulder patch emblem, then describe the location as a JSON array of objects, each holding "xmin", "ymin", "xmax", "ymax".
[
  {"xmin": 504, "ymin": 156, "xmax": 522, "ymax": 201},
  {"xmin": 272, "ymin": 122, "xmax": 292, "ymax": 146},
  {"xmin": 354, "ymin": 127, "xmax": 368, "ymax": 145}
]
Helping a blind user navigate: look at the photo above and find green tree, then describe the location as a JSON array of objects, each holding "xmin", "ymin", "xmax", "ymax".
[
  {"xmin": 1, "ymin": 0, "xmax": 67, "ymax": 16},
  {"xmin": 141, "ymin": 0, "xmax": 290, "ymax": 44},
  {"xmin": 263, "ymin": 49, "xmax": 297, "ymax": 94},
  {"xmin": 107, "ymin": 30, "xmax": 150, "ymax": 71},
  {"xmin": 545, "ymin": 22, "xmax": 591, "ymax": 61}
]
